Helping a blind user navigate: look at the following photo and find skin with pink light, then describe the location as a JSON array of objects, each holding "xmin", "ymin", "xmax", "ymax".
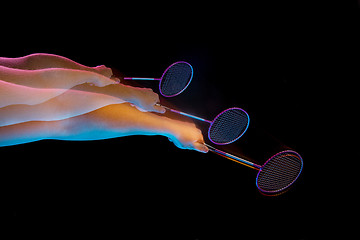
[{"xmin": 0, "ymin": 53, "xmax": 208, "ymax": 153}]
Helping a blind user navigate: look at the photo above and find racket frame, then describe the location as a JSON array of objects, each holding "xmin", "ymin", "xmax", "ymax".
[
  {"xmin": 256, "ymin": 150, "xmax": 303, "ymax": 194},
  {"xmin": 123, "ymin": 61, "xmax": 193, "ymax": 97},
  {"xmin": 159, "ymin": 61, "xmax": 193, "ymax": 97},
  {"xmin": 158, "ymin": 105, "xmax": 249, "ymax": 145},
  {"xmin": 205, "ymin": 144, "xmax": 303, "ymax": 195},
  {"xmin": 208, "ymin": 107, "xmax": 250, "ymax": 145}
]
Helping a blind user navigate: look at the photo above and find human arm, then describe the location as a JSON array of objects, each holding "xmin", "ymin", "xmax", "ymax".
[
  {"xmin": 0, "ymin": 80, "xmax": 68, "ymax": 108},
  {"xmin": 0, "ymin": 66, "xmax": 164, "ymax": 113},
  {"xmin": 0, "ymin": 53, "xmax": 113, "ymax": 77},
  {"xmin": 0, "ymin": 87, "xmax": 126, "ymax": 127},
  {"xmin": 71, "ymin": 83, "xmax": 165, "ymax": 113},
  {"xmin": 0, "ymin": 65, "xmax": 116, "ymax": 89},
  {"xmin": 0, "ymin": 103, "xmax": 208, "ymax": 153}
]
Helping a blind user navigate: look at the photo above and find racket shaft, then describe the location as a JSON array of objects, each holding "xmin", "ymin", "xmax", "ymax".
[
  {"xmin": 204, "ymin": 144, "xmax": 261, "ymax": 169},
  {"xmin": 124, "ymin": 77, "xmax": 160, "ymax": 81},
  {"xmin": 160, "ymin": 105, "xmax": 212, "ymax": 123}
]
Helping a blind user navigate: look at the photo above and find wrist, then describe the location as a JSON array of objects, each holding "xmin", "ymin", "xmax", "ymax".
[
  {"xmin": 113, "ymin": 83, "xmax": 136, "ymax": 103},
  {"xmin": 159, "ymin": 117, "xmax": 183, "ymax": 139}
]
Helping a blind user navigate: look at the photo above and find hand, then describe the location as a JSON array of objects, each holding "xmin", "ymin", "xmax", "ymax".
[
  {"xmin": 130, "ymin": 88, "xmax": 166, "ymax": 113},
  {"xmin": 168, "ymin": 121, "xmax": 209, "ymax": 153},
  {"xmin": 93, "ymin": 65, "xmax": 114, "ymax": 79}
]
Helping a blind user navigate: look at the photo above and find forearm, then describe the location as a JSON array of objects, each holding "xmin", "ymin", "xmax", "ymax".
[
  {"xmin": 0, "ymin": 65, "xmax": 116, "ymax": 89},
  {"xmin": 0, "ymin": 103, "xmax": 175, "ymax": 147},
  {"xmin": 0, "ymin": 53, "xmax": 95, "ymax": 72},
  {"xmin": 55, "ymin": 103, "xmax": 176, "ymax": 141},
  {"xmin": 72, "ymin": 82, "xmax": 147, "ymax": 106},
  {"xmin": 0, "ymin": 120, "xmax": 55, "ymax": 147},
  {"xmin": 0, "ymin": 55, "xmax": 28, "ymax": 69},
  {"xmin": 0, "ymin": 103, "xmax": 207, "ymax": 152},
  {"xmin": 53, "ymin": 103, "xmax": 207, "ymax": 153},
  {"xmin": 0, "ymin": 88, "xmax": 125, "ymax": 127},
  {"xmin": 0, "ymin": 80, "xmax": 67, "ymax": 108}
]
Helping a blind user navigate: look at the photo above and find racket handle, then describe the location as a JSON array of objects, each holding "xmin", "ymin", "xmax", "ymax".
[
  {"xmin": 204, "ymin": 143, "xmax": 262, "ymax": 170},
  {"xmin": 123, "ymin": 77, "xmax": 161, "ymax": 81},
  {"xmin": 156, "ymin": 104, "xmax": 212, "ymax": 123}
]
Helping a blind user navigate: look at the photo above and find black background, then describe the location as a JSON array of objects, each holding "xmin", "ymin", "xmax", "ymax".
[{"xmin": 1, "ymin": 1, "xmax": 359, "ymax": 239}]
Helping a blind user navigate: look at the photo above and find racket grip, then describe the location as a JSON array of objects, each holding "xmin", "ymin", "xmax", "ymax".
[{"xmin": 157, "ymin": 104, "xmax": 212, "ymax": 123}]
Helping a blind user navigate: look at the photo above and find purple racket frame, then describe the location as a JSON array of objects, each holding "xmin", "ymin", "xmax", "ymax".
[
  {"xmin": 123, "ymin": 61, "xmax": 193, "ymax": 97},
  {"xmin": 208, "ymin": 107, "xmax": 250, "ymax": 145},
  {"xmin": 204, "ymin": 145, "xmax": 303, "ymax": 195},
  {"xmin": 159, "ymin": 105, "xmax": 250, "ymax": 145},
  {"xmin": 255, "ymin": 150, "xmax": 303, "ymax": 194}
]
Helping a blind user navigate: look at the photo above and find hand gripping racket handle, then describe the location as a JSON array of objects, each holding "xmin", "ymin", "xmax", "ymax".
[{"xmin": 155, "ymin": 103, "xmax": 212, "ymax": 123}]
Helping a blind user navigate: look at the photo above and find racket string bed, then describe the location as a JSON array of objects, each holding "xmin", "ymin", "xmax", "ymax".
[
  {"xmin": 256, "ymin": 153, "xmax": 303, "ymax": 193},
  {"xmin": 209, "ymin": 108, "xmax": 250, "ymax": 144},
  {"xmin": 160, "ymin": 62, "xmax": 193, "ymax": 96},
  {"xmin": 205, "ymin": 145, "xmax": 303, "ymax": 195},
  {"xmin": 159, "ymin": 106, "xmax": 249, "ymax": 145},
  {"xmin": 124, "ymin": 61, "xmax": 193, "ymax": 97}
]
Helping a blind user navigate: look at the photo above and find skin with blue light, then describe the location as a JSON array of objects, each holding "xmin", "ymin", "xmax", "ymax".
[
  {"xmin": 0, "ymin": 53, "xmax": 208, "ymax": 153},
  {"xmin": 0, "ymin": 102, "xmax": 208, "ymax": 153}
]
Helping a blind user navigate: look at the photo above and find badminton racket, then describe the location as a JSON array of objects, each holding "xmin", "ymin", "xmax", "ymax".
[
  {"xmin": 124, "ymin": 61, "xmax": 193, "ymax": 97},
  {"xmin": 157, "ymin": 104, "xmax": 250, "ymax": 145},
  {"xmin": 204, "ymin": 144, "xmax": 303, "ymax": 195}
]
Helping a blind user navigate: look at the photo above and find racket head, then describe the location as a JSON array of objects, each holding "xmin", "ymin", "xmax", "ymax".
[
  {"xmin": 256, "ymin": 150, "xmax": 303, "ymax": 195},
  {"xmin": 159, "ymin": 61, "xmax": 193, "ymax": 97},
  {"xmin": 208, "ymin": 107, "xmax": 250, "ymax": 145}
]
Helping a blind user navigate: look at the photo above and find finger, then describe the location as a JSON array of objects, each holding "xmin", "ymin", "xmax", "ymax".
[
  {"xmin": 152, "ymin": 104, "xmax": 166, "ymax": 114},
  {"xmin": 110, "ymin": 76, "xmax": 121, "ymax": 83},
  {"xmin": 93, "ymin": 75, "xmax": 118, "ymax": 87},
  {"xmin": 193, "ymin": 142, "xmax": 209, "ymax": 153},
  {"xmin": 153, "ymin": 92, "xmax": 160, "ymax": 103}
]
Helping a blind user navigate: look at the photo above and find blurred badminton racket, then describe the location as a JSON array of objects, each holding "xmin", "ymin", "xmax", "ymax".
[
  {"xmin": 157, "ymin": 104, "xmax": 249, "ymax": 145},
  {"xmin": 204, "ymin": 144, "xmax": 303, "ymax": 195},
  {"xmin": 124, "ymin": 61, "xmax": 193, "ymax": 97}
]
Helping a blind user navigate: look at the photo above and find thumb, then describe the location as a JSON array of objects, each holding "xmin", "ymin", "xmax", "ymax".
[
  {"xmin": 153, "ymin": 104, "xmax": 166, "ymax": 114},
  {"xmin": 193, "ymin": 142, "xmax": 209, "ymax": 153},
  {"xmin": 110, "ymin": 76, "xmax": 121, "ymax": 83}
]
